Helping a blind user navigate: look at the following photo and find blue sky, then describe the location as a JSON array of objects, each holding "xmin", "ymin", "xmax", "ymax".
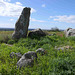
[{"xmin": 0, "ymin": 0, "xmax": 75, "ymax": 29}]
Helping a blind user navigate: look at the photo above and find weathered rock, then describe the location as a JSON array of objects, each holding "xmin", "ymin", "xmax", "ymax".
[
  {"xmin": 67, "ymin": 29, "xmax": 75, "ymax": 37},
  {"xmin": 17, "ymin": 59, "xmax": 34, "ymax": 69},
  {"xmin": 64, "ymin": 28, "xmax": 75, "ymax": 37},
  {"xmin": 28, "ymin": 28, "xmax": 46, "ymax": 38},
  {"xmin": 55, "ymin": 46, "xmax": 73, "ymax": 50},
  {"xmin": 48, "ymin": 33, "xmax": 56, "ymax": 36},
  {"xmin": 55, "ymin": 46, "xmax": 64, "ymax": 50},
  {"xmin": 24, "ymin": 51, "xmax": 37, "ymax": 60},
  {"xmin": 5, "ymin": 43, "xmax": 13, "ymax": 46},
  {"xmin": 36, "ymin": 48, "xmax": 46, "ymax": 55},
  {"xmin": 10, "ymin": 52, "xmax": 22, "ymax": 59},
  {"xmin": 12, "ymin": 7, "xmax": 31, "ymax": 39},
  {"xmin": 17, "ymin": 51, "xmax": 37, "ymax": 68}
]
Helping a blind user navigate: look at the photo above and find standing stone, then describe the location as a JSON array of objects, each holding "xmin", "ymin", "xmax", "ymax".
[{"xmin": 12, "ymin": 7, "xmax": 31, "ymax": 39}]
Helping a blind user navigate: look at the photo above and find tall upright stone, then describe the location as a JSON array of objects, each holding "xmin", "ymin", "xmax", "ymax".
[{"xmin": 12, "ymin": 7, "xmax": 31, "ymax": 39}]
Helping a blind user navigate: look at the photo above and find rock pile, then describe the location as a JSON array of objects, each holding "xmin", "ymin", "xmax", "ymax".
[{"xmin": 10, "ymin": 48, "xmax": 46, "ymax": 69}]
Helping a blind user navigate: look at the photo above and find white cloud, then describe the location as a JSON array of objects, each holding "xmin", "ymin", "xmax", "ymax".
[
  {"xmin": 50, "ymin": 15, "xmax": 75, "ymax": 23},
  {"xmin": 8, "ymin": 0, "xmax": 10, "ymax": 2},
  {"xmin": 10, "ymin": 19, "xmax": 14, "ymax": 21},
  {"xmin": 31, "ymin": 8, "xmax": 36, "ymax": 13},
  {"xmin": 16, "ymin": 2, "xmax": 22, "ymax": 5},
  {"xmin": 30, "ymin": 18, "xmax": 46, "ymax": 22},
  {"xmin": 0, "ymin": 0, "xmax": 36, "ymax": 17},
  {"xmin": 42, "ymin": 4, "xmax": 46, "ymax": 7},
  {"xmin": 4, "ymin": 0, "xmax": 11, "ymax": 2},
  {"xmin": 50, "ymin": 16, "xmax": 54, "ymax": 18}
]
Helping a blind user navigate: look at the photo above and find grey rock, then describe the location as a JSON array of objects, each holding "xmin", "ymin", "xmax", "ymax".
[
  {"xmin": 57, "ymin": 47, "xmax": 64, "ymax": 50},
  {"xmin": 55, "ymin": 45, "xmax": 73, "ymax": 51},
  {"xmin": 17, "ymin": 51, "xmax": 37, "ymax": 68},
  {"xmin": 36, "ymin": 48, "xmax": 46, "ymax": 55},
  {"xmin": 10, "ymin": 52, "xmax": 22, "ymax": 59},
  {"xmin": 24, "ymin": 51, "xmax": 37, "ymax": 60},
  {"xmin": 55, "ymin": 46, "xmax": 64, "ymax": 50},
  {"xmin": 12, "ymin": 7, "xmax": 31, "ymax": 39},
  {"xmin": 17, "ymin": 59, "xmax": 34, "ymax": 69},
  {"xmin": 28, "ymin": 28, "xmax": 46, "ymax": 38},
  {"xmin": 48, "ymin": 33, "xmax": 56, "ymax": 36},
  {"xmin": 67, "ymin": 29, "xmax": 75, "ymax": 37},
  {"xmin": 64, "ymin": 28, "xmax": 75, "ymax": 37},
  {"xmin": 48, "ymin": 34, "xmax": 52, "ymax": 36}
]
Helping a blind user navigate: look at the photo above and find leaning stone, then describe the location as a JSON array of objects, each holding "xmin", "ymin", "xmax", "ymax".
[{"xmin": 12, "ymin": 7, "xmax": 31, "ymax": 39}]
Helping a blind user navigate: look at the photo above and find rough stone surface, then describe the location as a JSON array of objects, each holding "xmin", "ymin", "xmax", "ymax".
[
  {"xmin": 10, "ymin": 52, "xmax": 22, "ymax": 59},
  {"xmin": 64, "ymin": 28, "xmax": 75, "ymax": 37},
  {"xmin": 28, "ymin": 28, "xmax": 46, "ymax": 38},
  {"xmin": 55, "ymin": 46, "xmax": 73, "ymax": 51},
  {"xmin": 12, "ymin": 7, "xmax": 31, "ymax": 39},
  {"xmin": 48, "ymin": 33, "xmax": 56, "ymax": 36},
  {"xmin": 67, "ymin": 29, "xmax": 75, "ymax": 37},
  {"xmin": 36, "ymin": 48, "xmax": 46, "ymax": 55},
  {"xmin": 17, "ymin": 51, "xmax": 37, "ymax": 68}
]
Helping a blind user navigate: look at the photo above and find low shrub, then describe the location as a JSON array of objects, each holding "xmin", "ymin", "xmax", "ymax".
[{"xmin": 8, "ymin": 39, "xmax": 15, "ymax": 44}]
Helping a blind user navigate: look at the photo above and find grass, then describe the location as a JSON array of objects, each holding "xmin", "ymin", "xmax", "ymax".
[
  {"xmin": 0, "ymin": 31, "xmax": 75, "ymax": 75},
  {"xmin": 0, "ymin": 31, "xmax": 13, "ymax": 43}
]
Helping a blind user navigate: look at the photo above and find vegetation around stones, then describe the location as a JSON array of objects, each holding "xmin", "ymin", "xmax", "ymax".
[{"xmin": 0, "ymin": 31, "xmax": 75, "ymax": 75}]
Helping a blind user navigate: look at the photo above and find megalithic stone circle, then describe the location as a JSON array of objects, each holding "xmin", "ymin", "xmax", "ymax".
[{"xmin": 12, "ymin": 7, "xmax": 31, "ymax": 39}]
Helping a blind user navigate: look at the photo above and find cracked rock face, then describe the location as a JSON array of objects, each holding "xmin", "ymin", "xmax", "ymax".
[
  {"xmin": 36, "ymin": 48, "xmax": 46, "ymax": 55},
  {"xmin": 10, "ymin": 52, "xmax": 22, "ymax": 59},
  {"xmin": 17, "ymin": 51, "xmax": 37, "ymax": 69},
  {"xmin": 12, "ymin": 7, "xmax": 31, "ymax": 39},
  {"xmin": 28, "ymin": 28, "xmax": 46, "ymax": 38},
  {"xmin": 64, "ymin": 28, "xmax": 75, "ymax": 37}
]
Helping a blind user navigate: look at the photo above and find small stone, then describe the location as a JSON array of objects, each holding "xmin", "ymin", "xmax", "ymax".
[
  {"xmin": 10, "ymin": 52, "xmax": 22, "ymax": 59},
  {"xmin": 55, "ymin": 45, "xmax": 73, "ymax": 51}
]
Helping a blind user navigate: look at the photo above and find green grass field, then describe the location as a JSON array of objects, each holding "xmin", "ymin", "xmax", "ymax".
[
  {"xmin": 0, "ymin": 31, "xmax": 13, "ymax": 43},
  {"xmin": 0, "ymin": 31, "xmax": 75, "ymax": 75}
]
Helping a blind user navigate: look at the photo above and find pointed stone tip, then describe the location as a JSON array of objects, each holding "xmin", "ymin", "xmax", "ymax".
[{"xmin": 23, "ymin": 7, "xmax": 31, "ymax": 10}]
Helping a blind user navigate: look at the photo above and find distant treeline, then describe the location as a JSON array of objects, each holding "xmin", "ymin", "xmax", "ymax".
[
  {"xmin": 0, "ymin": 28, "xmax": 14, "ymax": 31},
  {"xmin": 0, "ymin": 28, "xmax": 64, "ymax": 31},
  {"xmin": 0, "ymin": 28, "xmax": 34, "ymax": 31}
]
